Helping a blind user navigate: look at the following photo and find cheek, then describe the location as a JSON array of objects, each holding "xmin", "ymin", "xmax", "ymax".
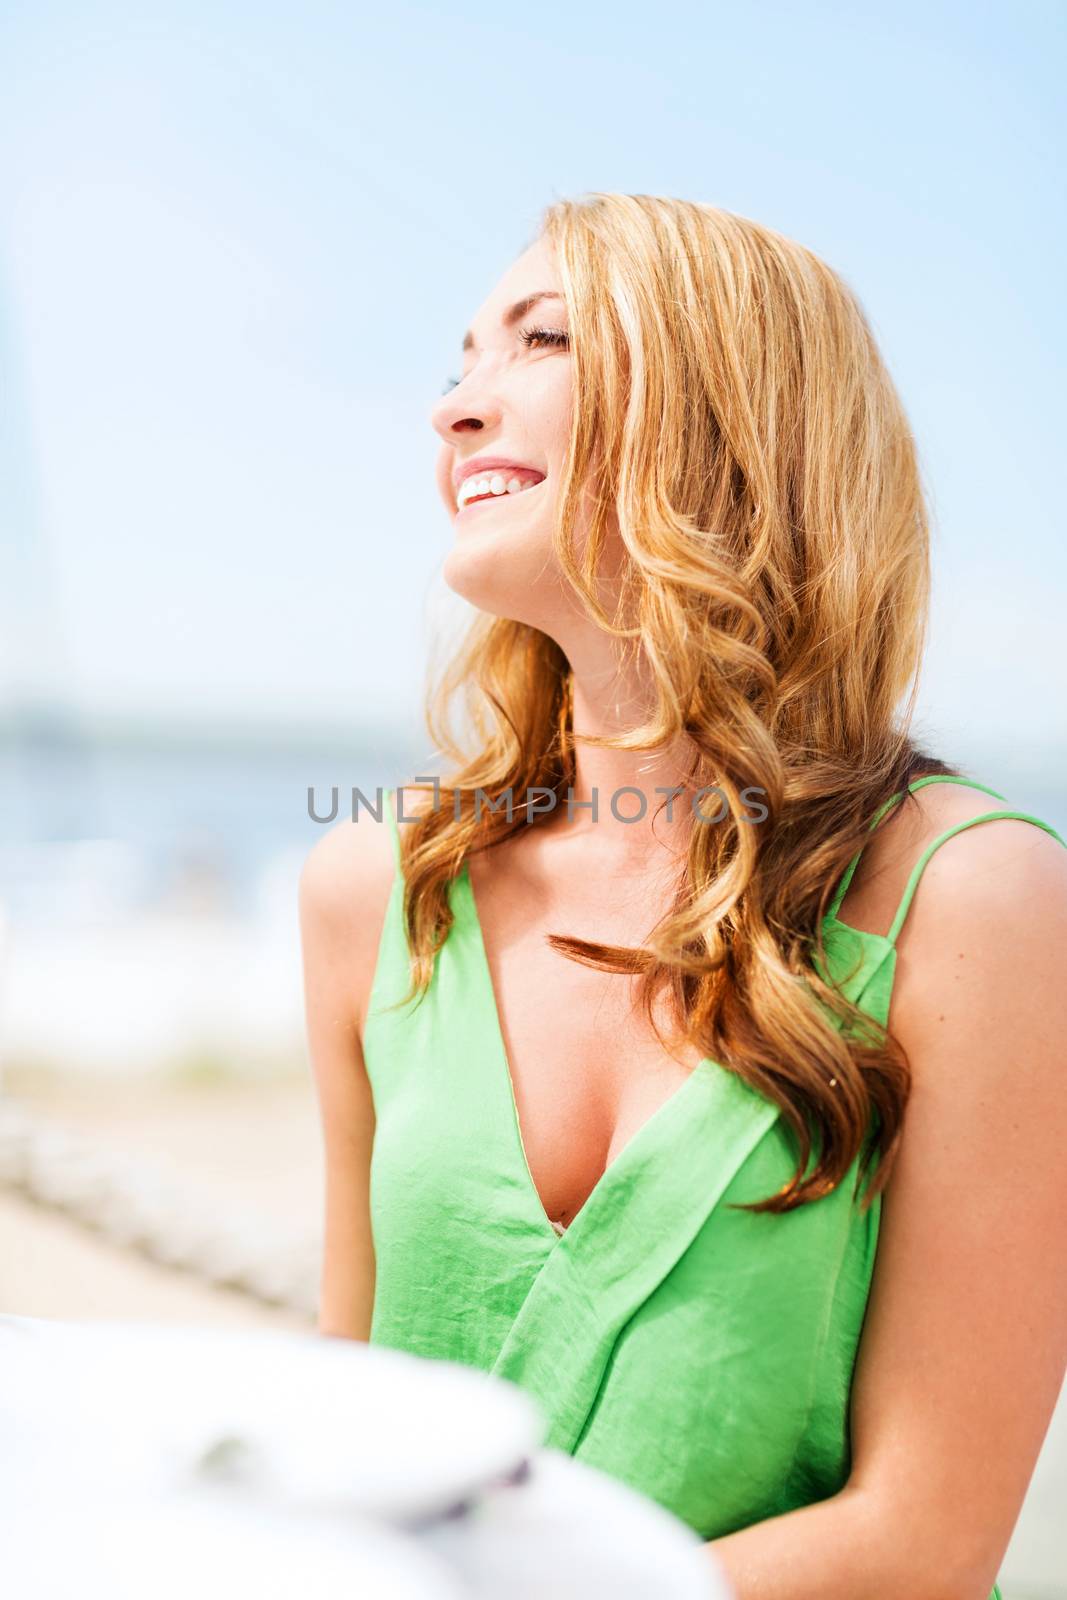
[
  {"xmin": 538, "ymin": 369, "xmax": 573, "ymax": 470},
  {"xmin": 434, "ymin": 446, "xmax": 456, "ymax": 512}
]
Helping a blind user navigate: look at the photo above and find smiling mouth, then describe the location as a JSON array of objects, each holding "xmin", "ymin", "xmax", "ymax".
[{"xmin": 455, "ymin": 477, "xmax": 547, "ymax": 514}]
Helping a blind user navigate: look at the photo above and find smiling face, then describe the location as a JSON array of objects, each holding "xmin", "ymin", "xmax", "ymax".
[{"xmin": 431, "ymin": 235, "xmax": 580, "ymax": 625}]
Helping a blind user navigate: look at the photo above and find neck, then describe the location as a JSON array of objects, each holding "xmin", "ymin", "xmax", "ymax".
[{"xmin": 556, "ymin": 639, "xmax": 697, "ymax": 859}]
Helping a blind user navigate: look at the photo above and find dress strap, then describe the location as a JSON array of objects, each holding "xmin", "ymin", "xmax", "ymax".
[
  {"xmin": 885, "ymin": 807, "xmax": 1066, "ymax": 947},
  {"xmin": 826, "ymin": 774, "xmax": 1010, "ymax": 923}
]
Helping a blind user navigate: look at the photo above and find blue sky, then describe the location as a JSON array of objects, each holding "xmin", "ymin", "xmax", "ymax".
[{"xmin": 1, "ymin": 0, "xmax": 1064, "ymax": 786}]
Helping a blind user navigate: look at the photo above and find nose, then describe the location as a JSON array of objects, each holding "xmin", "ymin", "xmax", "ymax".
[{"xmin": 429, "ymin": 361, "xmax": 503, "ymax": 444}]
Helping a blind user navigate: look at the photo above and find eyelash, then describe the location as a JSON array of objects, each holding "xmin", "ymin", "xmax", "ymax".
[
  {"xmin": 520, "ymin": 325, "xmax": 570, "ymax": 350},
  {"xmin": 441, "ymin": 326, "xmax": 569, "ymax": 395}
]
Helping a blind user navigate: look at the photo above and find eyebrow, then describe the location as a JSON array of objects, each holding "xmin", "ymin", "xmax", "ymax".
[{"xmin": 462, "ymin": 290, "xmax": 566, "ymax": 353}]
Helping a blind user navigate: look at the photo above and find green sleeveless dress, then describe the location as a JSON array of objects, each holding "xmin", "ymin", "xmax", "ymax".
[{"xmin": 365, "ymin": 776, "xmax": 1064, "ymax": 1597}]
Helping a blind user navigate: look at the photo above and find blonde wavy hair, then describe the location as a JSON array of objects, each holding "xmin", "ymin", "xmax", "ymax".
[{"xmin": 392, "ymin": 191, "xmax": 957, "ymax": 1214}]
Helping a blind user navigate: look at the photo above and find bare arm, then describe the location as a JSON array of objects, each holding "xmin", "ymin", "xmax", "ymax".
[
  {"xmin": 708, "ymin": 818, "xmax": 1067, "ymax": 1599},
  {"xmin": 298, "ymin": 813, "xmax": 396, "ymax": 1341}
]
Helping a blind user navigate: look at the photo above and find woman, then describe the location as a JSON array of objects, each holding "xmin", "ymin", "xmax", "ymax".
[{"xmin": 299, "ymin": 193, "xmax": 1067, "ymax": 1599}]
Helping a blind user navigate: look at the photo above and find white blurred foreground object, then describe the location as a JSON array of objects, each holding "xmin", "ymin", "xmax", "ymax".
[
  {"xmin": 0, "ymin": 1315, "xmax": 541, "ymax": 1522},
  {"xmin": 5, "ymin": 1495, "xmax": 464, "ymax": 1600},
  {"xmin": 0, "ymin": 1315, "xmax": 731, "ymax": 1600}
]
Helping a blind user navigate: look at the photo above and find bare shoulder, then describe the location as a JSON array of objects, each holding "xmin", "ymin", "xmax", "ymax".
[
  {"xmin": 298, "ymin": 795, "xmax": 400, "ymax": 1033},
  {"xmin": 892, "ymin": 780, "xmax": 1067, "ymax": 946},
  {"xmin": 885, "ymin": 782, "xmax": 1067, "ymax": 1069},
  {"xmin": 298, "ymin": 800, "xmax": 397, "ymax": 917},
  {"xmin": 838, "ymin": 776, "xmax": 1067, "ymax": 942}
]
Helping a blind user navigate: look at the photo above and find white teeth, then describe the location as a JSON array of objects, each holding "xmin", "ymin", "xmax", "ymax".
[{"xmin": 456, "ymin": 471, "xmax": 544, "ymax": 508}]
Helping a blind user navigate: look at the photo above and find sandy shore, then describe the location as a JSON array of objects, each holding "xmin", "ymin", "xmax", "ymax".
[{"xmin": 0, "ymin": 1070, "xmax": 320, "ymax": 1332}]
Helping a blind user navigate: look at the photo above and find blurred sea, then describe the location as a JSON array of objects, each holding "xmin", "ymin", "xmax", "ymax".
[
  {"xmin": 0, "ymin": 717, "xmax": 419, "ymax": 1079},
  {"xmin": 0, "ymin": 718, "xmax": 419, "ymax": 916}
]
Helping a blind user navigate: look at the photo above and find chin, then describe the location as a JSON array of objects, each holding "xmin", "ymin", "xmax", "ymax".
[{"xmin": 442, "ymin": 519, "xmax": 556, "ymax": 623}]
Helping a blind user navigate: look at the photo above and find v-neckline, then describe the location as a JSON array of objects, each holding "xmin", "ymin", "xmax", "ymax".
[
  {"xmin": 458, "ymin": 858, "xmax": 716, "ymax": 1249},
  {"xmin": 455, "ymin": 854, "xmax": 889, "ymax": 1251}
]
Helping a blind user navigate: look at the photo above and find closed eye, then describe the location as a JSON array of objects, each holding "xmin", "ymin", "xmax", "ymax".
[
  {"xmin": 519, "ymin": 326, "xmax": 569, "ymax": 349},
  {"xmin": 441, "ymin": 326, "xmax": 569, "ymax": 394}
]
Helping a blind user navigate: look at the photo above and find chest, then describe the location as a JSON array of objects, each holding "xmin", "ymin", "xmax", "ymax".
[{"xmin": 465, "ymin": 845, "xmax": 706, "ymax": 1230}]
